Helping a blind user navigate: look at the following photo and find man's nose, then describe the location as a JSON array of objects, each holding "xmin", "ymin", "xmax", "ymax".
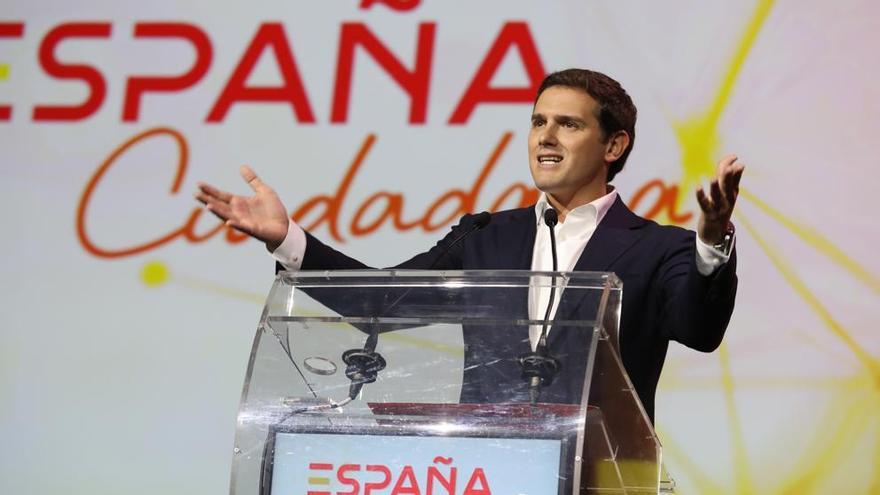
[{"xmin": 539, "ymin": 124, "xmax": 558, "ymax": 146}]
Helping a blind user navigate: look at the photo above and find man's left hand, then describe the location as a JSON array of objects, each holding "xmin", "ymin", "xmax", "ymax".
[{"xmin": 696, "ymin": 154, "xmax": 745, "ymax": 244}]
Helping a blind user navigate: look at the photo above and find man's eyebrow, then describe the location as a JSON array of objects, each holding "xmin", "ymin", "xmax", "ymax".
[
  {"xmin": 531, "ymin": 112, "xmax": 588, "ymax": 125},
  {"xmin": 555, "ymin": 114, "xmax": 587, "ymax": 125}
]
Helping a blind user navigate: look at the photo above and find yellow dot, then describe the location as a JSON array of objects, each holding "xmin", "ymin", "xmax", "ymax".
[
  {"xmin": 141, "ymin": 261, "xmax": 170, "ymax": 287},
  {"xmin": 0, "ymin": 64, "xmax": 9, "ymax": 81}
]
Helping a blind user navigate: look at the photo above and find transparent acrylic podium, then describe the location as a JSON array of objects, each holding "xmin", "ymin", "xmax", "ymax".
[{"xmin": 230, "ymin": 270, "xmax": 664, "ymax": 495}]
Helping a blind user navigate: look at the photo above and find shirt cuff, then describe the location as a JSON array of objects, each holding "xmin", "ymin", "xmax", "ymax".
[
  {"xmin": 271, "ymin": 221, "xmax": 307, "ymax": 270},
  {"xmin": 694, "ymin": 234, "xmax": 733, "ymax": 276}
]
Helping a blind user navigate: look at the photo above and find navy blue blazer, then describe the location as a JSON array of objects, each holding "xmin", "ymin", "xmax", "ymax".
[{"xmin": 298, "ymin": 196, "xmax": 737, "ymax": 421}]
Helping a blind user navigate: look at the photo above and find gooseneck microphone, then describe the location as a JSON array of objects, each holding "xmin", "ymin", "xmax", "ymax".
[
  {"xmin": 538, "ymin": 208, "xmax": 559, "ymax": 350},
  {"xmin": 520, "ymin": 207, "xmax": 562, "ymax": 404},
  {"xmin": 343, "ymin": 212, "xmax": 492, "ymax": 400}
]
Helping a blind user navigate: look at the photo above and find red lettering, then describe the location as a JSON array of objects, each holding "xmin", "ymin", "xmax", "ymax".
[
  {"xmin": 33, "ymin": 22, "xmax": 112, "ymax": 121},
  {"xmin": 390, "ymin": 466, "xmax": 421, "ymax": 495},
  {"xmin": 462, "ymin": 468, "xmax": 491, "ymax": 495},
  {"xmin": 181, "ymin": 208, "xmax": 225, "ymax": 242},
  {"xmin": 345, "ymin": 132, "xmax": 513, "ymax": 236},
  {"xmin": 332, "ymin": 22, "xmax": 435, "ymax": 124},
  {"xmin": 78, "ymin": 128, "xmax": 691, "ymax": 260},
  {"xmin": 206, "ymin": 23, "xmax": 314, "ymax": 123},
  {"xmin": 365, "ymin": 465, "xmax": 392, "ymax": 495},
  {"xmin": 628, "ymin": 179, "xmax": 693, "ymax": 224},
  {"xmin": 77, "ymin": 127, "xmax": 189, "ymax": 258},
  {"xmin": 225, "ymin": 223, "xmax": 251, "ymax": 243},
  {"xmin": 76, "ymin": 127, "xmax": 239, "ymax": 258},
  {"xmin": 360, "ymin": 0, "xmax": 422, "ymax": 11},
  {"xmin": 292, "ymin": 134, "xmax": 376, "ymax": 242},
  {"xmin": 449, "ymin": 22, "xmax": 545, "ymax": 124},
  {"xmin": 0, "ymin": 22, "xmax": 25, "ymax": 121},
  {"xmin": 420, "ymin": 131, "xmax": 511, "ymax": 229},
  {"xmin": 123, "ymin": 22, "xmax": 212, "ymax": 121},
  {"xmin": 421, "ymin": 190, "xmax": 471, "ymax": 231},
  {"xmin": 427, "ymin": 465, "xmax": 456, "ymax": 495},
  {"xmin": 351, "ymin": 192, "xmax": 419, "ymax": 236},
  {"xmin": 337, "ymin": 464, "xmax": 361, "ymax": 495}
]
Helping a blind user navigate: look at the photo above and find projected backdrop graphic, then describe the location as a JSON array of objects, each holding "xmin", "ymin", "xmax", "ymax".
[{"xmin": 2, "ymin": 1, "xmax": 878, "ymax": 494}]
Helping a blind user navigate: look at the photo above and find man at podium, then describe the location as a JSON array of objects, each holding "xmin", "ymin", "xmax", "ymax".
[{"xmin": 196, "ymin": 68, "xmax": 743, "ymax": 421}]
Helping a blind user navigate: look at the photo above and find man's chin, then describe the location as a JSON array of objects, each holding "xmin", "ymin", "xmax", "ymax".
[{"xmin": 532, "ymin": 180, "xmax": 560, "ymax": 195}]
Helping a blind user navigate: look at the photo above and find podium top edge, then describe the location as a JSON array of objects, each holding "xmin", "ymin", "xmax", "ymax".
[{"xmin": 275, "ymin": 269, "xmax": 623, "ymax": 288}]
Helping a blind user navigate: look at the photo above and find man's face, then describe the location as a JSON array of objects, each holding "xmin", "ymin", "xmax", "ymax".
[{"xmin": 528, "ymin": 86, "xmax": 611, "ymax": 207}]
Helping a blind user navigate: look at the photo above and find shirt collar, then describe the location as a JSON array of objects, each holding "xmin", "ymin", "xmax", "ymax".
[{"xmin": 534, "ymin": 186, "xmax": 619, "ymax": 226}]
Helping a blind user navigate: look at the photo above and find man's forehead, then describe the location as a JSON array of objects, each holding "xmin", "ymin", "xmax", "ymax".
[{"xmin": 532, "ymin": 86, "xmax": 598, "ymax": 118}]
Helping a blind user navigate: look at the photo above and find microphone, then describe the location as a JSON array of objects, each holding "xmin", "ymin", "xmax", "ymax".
[
  {"xmin": 431, "ymin": 211, "xmax": 491, "ymax": 268},
  {"xmin": 343, "ymin": 211, "xmax": 492, "ymax": 400},
  {"xmin": 538, "ymin": 208, "xmax": 559, "ymax": 349},
  {"xmin": 520, "ymin": 207, "xmax": 561, "ymax": 404}
]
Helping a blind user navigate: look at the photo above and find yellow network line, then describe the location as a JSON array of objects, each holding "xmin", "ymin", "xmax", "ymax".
[
  {"xmin": 718, "ymin": 344, "xmax": 754, "ymax": 495},
  {"xmin": 704, "ymin": 0, "xmax": 776, "ymax": 131},
  {"xmin": 656, "ymin": 426, "xmax": 726, "ymax": 495},
  {"xmin": 872, "ymin": 417, "xmax": 880, "ymax": 495},
  {"xmin": 141, "ymin": 260, "xmax": 271, "ymax": 303},
  {"xmin": 673, "ymin": 0, "xmax": 777, "ymax": 206},
  {"xmin": 741, "ymin": 188, "xmax": 880, "ymax": 293},
  {"xmin": 775, "ymin": 389, "xmax": 876, "ymax": 494},
  {"xmin": 868, "ymin": 420, "xmax": 880, "ymax": 493},
  {"xmin": 737, "ymin": 212, "xmax": 880, "ymax": 386},
  {"xmin": 178, "ymin": 277, "xmax": 267, "ymax": 304},
  {"xmin": 665, "ymin": 4, "xmax": 777, "ymax": 489}
]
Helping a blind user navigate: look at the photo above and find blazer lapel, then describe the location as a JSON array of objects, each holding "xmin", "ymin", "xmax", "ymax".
[
  {"xmin": 499, "ymin": 207, "xmax": 537, "ymax": 270},
  {"xmin": 550, "ymin": 197, "xmax": 647, "ymax": 347},
  {"xmin": 496, "ymin": 207, "xmax": 537, "ymax": 345},
  {"xmin": 571, "ymin": 196, "xmax": 647, "ymax": 272}
]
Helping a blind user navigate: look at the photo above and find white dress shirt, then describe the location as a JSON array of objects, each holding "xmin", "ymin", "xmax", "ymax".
[{"xmin": 528, "ymin": 190, "xmax": 616, "ymax": 349}]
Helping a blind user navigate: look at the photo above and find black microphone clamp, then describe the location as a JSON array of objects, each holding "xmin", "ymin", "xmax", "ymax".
[
  {"xmin": 343, "ymin": 348, "xmax": 387, "ymax": 399},
  {"xmin": 520, "ymin": 349, "xmax": 561, "ymax": 385}
]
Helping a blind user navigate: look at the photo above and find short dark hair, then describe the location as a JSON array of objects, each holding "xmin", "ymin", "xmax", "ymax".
[{"xmin": 536, "ymin": 69, "xmax": 637, "ymax": 181}]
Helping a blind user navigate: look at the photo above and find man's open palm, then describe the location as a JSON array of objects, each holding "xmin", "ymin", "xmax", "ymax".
[{"xmin": 196, "ymin": 166, "xmax": 290, "ymax": 251}]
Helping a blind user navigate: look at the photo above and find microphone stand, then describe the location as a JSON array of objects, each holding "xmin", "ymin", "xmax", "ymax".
[{"xmin": 520, "ymin": 208, "xmax": 562, "ymax": 405}]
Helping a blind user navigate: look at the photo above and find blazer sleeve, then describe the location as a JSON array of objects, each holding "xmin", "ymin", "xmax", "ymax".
[
  {"xmin": 274, "ymin": 214, "xmax": 482, "ymax": 327},
  {"xmin": 656, "ymin": 230, "xmax": 738, "ymax": 352},
  {"xmin": 287, "ymin": 212, "xmax": 482, "ymax": 272}
]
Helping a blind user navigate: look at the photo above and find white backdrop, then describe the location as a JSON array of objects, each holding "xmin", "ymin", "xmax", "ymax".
[{"xmin": 3, "ymin": 1, "xmax": 879, "ymax": 494}]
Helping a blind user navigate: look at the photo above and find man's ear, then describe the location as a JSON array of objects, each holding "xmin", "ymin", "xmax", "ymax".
[{"xmin": 604, "ymin": 130, "xmax": 630, "ymax": 163}]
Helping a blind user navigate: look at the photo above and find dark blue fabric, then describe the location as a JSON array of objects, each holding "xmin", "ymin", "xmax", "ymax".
[{"xmin": 293, "ymin": 197, "xmax": 738, "ymax": 421}]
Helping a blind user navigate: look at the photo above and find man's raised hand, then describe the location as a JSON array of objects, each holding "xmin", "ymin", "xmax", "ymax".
[
  {"xmin": 196, "ymin": 165, "xmax": 290, "ymax": 251},
  {"xmin": 696, "ymin": 154, "xmax": 745, "ymax": 245}
]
